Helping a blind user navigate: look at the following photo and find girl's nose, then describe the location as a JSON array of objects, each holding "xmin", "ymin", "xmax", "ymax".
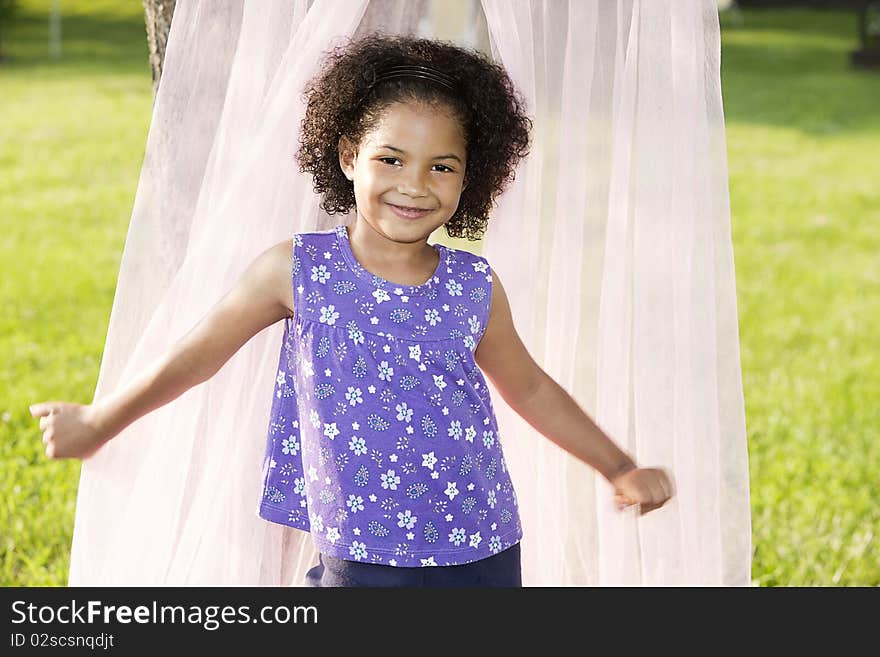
[{"xmin": 397, "ymin": 172, "xmax": 428, "ymax": 197}]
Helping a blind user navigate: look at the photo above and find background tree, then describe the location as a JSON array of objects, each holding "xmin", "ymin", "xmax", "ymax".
[
  {"xmin": 0, "ymin": 0, "xmax": 19, "ymax": 63},
  {"xmin": 142, "ymin": 0, "xmax": 176, "ymax": 97}
]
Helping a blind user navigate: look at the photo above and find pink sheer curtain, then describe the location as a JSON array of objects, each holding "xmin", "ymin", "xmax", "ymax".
[
  {"xmin": 480, "ymin": 0, "xmax": 751, "ymax": 585},
  {"xmin": 68, "ymin": 0, "xmax": 750, "ymax": 586}
]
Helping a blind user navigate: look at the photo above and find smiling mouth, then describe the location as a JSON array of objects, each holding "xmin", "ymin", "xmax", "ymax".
[
  {"xmin": 387, "ymin": 203, "xmax": 436, "ymax": 220},
  {"xmin": 388, "ymin": 203, "xmax": 434, "ymax": 211}
]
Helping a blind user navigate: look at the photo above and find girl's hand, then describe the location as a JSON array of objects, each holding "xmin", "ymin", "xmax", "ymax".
[
  {"xmin": 611, "ymin": 466, "xmax": 674, "ymax": 516},
  {"xmin": 29, "ymin": 402, "xmax": 109, "ymax": 460}
]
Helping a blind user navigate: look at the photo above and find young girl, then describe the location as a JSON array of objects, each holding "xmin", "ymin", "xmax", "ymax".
[{"xmin": 30, "ymin": 33, "xmax": 673, "ymax": 588}]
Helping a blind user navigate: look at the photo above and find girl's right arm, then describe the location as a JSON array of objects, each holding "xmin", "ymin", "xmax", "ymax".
[{"xmin": 30, "ymin": 239, "xmax": 295, "ymax": 460}]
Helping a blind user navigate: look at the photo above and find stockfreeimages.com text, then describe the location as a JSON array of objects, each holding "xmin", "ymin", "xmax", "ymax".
[{"xmin": 10, "ymin": 599, "xmax": 317, "ymax": 631}]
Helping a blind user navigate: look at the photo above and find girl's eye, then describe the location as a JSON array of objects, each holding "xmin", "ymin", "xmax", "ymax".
[{"xmin": 378, "ymin": 157, "xmax": 454, "ymax": 173}]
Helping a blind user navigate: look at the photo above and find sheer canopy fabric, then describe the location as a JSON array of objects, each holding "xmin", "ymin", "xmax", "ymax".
[{"xmin": 69, "ymin": 0, "xmax": 750, "ymax": 586}]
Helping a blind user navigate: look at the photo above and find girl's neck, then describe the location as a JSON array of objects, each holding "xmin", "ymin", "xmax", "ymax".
[
  {"xmin": 348, "ymin": 218, "xmax": 437, "ymax": 270},
  {"xmin": 347, "ymin": 218, "xmax": 440, "ymax": 286}
]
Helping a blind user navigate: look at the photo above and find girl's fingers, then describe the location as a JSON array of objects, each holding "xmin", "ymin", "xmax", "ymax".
[
  {"xmin": 664, "ymin": 470, "xmax": 676, "ymax": 499},
  {"xmin": 614, "ymin": 494, "xmax": 641, "ymax": 514},
  {"xmin": 614, "ymin": 468, "xmax": 676, "ymax": 515},
  {"xmin": 643, "ymin": 469, "xmax": 672, "ymax": 506},
  {"xmin": 31, "ymin": 403, "xmax": 60, "ymax": 418},
  {"xmin": 647, "ymin": 477, "xmax": 667, "ymax": 506},
  {"xmin": 651, "ymin": 468, "xmax": 670, "ymax": 501},
  {"xmin": 660, "ymin": 477, "xmax": 673, "ymax": 502}
]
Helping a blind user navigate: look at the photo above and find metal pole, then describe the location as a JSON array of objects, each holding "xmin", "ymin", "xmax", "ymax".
[{"xmin": 49, "ymin": 0, "xmax": 61, "ymax": 60}]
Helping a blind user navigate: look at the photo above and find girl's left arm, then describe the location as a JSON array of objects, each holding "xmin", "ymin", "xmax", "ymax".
[{"xmin": 474, "ymin": 269, "xmax": 674, "ymax": 515}]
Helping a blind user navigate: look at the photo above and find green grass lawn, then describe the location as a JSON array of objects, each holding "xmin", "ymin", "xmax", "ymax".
[
  {"xmin": 2, "ymin": 2, "xmax": 877, "ymax": 586},
  {"xmin": 720, "ymin": 6, "xmax": 880, "ymax": 585}
]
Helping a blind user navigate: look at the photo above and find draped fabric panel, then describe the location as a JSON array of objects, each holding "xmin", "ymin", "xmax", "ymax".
[
  {"xmin": 69, "ymin": 0, "xmax": 750, "ymax": 586},
  {"xmin": 480, "ymin": 0, "xmax": 750, "ymax": 586}
]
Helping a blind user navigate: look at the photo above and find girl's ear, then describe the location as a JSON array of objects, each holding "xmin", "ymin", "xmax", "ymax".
[{"xmin": 338, "ymin": 136, "xmax": 356, "ymax": 182}]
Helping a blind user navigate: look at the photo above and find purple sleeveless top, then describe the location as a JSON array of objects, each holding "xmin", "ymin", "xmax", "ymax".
[{"xmin": 257, "ymin": 224, "xmax": 523, "ymax": 567}]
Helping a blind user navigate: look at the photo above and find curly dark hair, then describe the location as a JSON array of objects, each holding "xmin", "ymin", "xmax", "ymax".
[{"xmin": 294, "ymin": 32, "xmax": 533, "ymax": 241}]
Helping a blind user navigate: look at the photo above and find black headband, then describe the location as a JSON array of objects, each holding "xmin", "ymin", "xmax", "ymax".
[{"xmin": 367, "ymin": 64, "xmax": 459, "ymax": 93}]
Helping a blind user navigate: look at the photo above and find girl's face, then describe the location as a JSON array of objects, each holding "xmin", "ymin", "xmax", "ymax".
[{"xmin": 339, "ymin": 100, "xmax": 467, "ymax": 245}]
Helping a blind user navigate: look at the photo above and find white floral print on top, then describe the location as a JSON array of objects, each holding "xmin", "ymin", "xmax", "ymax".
[{"xmin": 258, "ymin": 225, "xmax": 523, "ymax": 567}]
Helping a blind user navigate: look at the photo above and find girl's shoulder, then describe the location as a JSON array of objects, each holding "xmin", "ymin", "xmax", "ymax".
[{"xmin": 292, "ymin": 227, "xmax": 337, "ymax": 246}]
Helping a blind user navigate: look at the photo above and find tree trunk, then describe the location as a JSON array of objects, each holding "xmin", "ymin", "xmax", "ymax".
[{"xmin": 142, "ymin": 0, "xmax": 176, "ymax": 98}]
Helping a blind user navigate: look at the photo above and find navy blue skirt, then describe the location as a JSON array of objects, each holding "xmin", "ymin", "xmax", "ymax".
[{"xmin": 305, "ymin": 542, "xmax": 522, "ymax": 588}]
